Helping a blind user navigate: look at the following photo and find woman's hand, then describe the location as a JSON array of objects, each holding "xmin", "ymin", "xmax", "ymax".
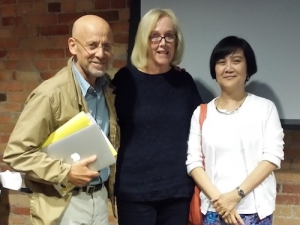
[
  {"xmin": 211, "ymin": 189, "xmax": 242, "ymax": 218},
  {"xmin": 173, "ymin": 65, "xmax": 186, "ymax": 72},
  {"xmin": 223, "ymin": 209, "xmax": 245, "ymax": 225}
]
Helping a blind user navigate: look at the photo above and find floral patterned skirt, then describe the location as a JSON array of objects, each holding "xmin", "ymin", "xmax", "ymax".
[{"xmin": 203, "ymin": 211, "xmax": 272, "ymax": 225}]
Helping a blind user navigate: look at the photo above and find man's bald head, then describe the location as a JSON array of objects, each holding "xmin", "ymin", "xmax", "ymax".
[
  {"xmin": 72, "ymin": 15, "xmax": 113, "ymax": 41},
  {"xmin": 68, "ymin": 15, "xmax": 114, "ymax": 85}
]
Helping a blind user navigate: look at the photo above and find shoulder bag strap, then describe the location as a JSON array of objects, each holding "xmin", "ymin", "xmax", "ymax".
[{"xmin": 199, "ymin": 104, "xmax": 207, "ymax": 168}]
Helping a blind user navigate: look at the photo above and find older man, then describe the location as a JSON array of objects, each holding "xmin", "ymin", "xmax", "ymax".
[{"xmin": 3, "ymin": 15, "xmax": 120, "ymax": 225}]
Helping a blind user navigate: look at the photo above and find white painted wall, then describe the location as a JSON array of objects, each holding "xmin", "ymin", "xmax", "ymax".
[{"xmin": 141, "ymin": 0, "xmax": 300, "ymax": 119}]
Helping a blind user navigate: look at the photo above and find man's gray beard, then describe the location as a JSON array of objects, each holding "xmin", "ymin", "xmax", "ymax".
[{"xmin": 91, "ymin": 70, "xmax": 105, "ymax": 77}]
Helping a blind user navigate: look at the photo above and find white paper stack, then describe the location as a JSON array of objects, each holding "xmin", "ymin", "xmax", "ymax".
[{"xmin": 0, "ymin": 170, "xmax": 22, "ymax": 191}]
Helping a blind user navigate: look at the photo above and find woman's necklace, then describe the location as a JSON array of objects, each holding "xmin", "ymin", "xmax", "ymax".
[{"xmin": 216, "ymin": 93, "xmax": 248, "ymax": 115}]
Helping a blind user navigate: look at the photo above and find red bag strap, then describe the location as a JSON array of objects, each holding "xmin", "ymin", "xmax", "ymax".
[
  {"xmin": 199, "ymin": 104, "xmax": 207, "ymax": 168},
  {"xmin": 199, "ymin": 104, "xmax": 207, "ymax": 129}
]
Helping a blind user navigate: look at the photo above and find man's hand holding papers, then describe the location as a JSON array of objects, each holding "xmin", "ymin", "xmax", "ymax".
[{"xmin": 67, "ymin": 155, "xmax": 99, "ymax": 187}]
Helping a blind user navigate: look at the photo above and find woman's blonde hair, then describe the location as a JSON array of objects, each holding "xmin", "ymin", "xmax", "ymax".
[{"xmin": 131, "ymin": 8, "xmax": 184, "ymax": 69}]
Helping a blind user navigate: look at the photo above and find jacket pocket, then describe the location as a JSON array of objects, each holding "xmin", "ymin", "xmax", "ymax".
[{"xmin": 29, "ymin": 191, "xmax": 71, "ymax": 225}]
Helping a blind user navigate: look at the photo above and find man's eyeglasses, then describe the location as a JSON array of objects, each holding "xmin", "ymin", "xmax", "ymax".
[
  {"xmin": 149, "ymin": 33, "xmax": 177, "ymax": 44},
  {"xmin": 72, "ymin": 37, "xmax": 113, "ymax": 54}
]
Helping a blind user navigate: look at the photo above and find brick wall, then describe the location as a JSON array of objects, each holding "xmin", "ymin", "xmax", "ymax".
[
  {"xmin": 274, "ymin": 130, "xmax": 300, "ymax": 225},
  {"xmin": 0, "ymin": 0, "xmax": 129, "ymax": 224},
  {"xmin": 0, "ymin": 1, "xmax": 299, "ymax": 225}
]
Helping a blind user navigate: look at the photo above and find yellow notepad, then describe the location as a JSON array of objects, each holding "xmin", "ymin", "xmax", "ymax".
[
  {"xmin": 42, "ymin": 111, "xmax": 117, "ymax": 156},
  {"xmin": 42, "ymin": 112, "xmax": 91, "ymax": 148}
]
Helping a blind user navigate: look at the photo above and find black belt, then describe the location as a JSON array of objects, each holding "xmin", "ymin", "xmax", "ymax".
[
  {"xmin": 19, "ymin": 188, "xmax": 33, "ymax": 194},
  {"xmin": 73, "ymin": 183, "xmax": 104, "ymax": 195}
]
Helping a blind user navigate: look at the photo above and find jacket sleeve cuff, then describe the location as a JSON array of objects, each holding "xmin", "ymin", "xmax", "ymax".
[{"xmin": 57, "ymin": 163, "xmax": 72, "ymax": 187}]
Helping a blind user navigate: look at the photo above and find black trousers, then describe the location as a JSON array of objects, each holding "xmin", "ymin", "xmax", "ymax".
[{"xmin": 117, "ymin": 197, "xmax": 191, "ymax": 225}]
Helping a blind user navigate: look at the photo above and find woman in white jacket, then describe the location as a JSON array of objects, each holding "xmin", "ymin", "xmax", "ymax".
[{"xmin": 186, "ymin": 36, "xmax": 284, "ymax": 225}]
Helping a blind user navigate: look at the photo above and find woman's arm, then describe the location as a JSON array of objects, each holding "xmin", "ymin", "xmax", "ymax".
[
  {"xmin": 190, "ymin": 167, "xmax": 221, "ymax": 200},
  {"xmin": 237, "ymin": 161, "xmax": 276, "ymax": 196},
  {"xmin": 186, "ymin": 106, "xmax": 221, "ymax": 199}
]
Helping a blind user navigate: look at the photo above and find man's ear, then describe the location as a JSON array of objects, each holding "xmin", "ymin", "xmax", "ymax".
[{"xmin": 68, "ymin": 38, "xmax": 77, "ymax": 55}]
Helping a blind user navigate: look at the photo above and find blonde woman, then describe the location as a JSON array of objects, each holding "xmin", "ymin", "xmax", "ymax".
[{"xmin": 112, "ymin": 8, "xmax": 202, "ymax": 225}]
